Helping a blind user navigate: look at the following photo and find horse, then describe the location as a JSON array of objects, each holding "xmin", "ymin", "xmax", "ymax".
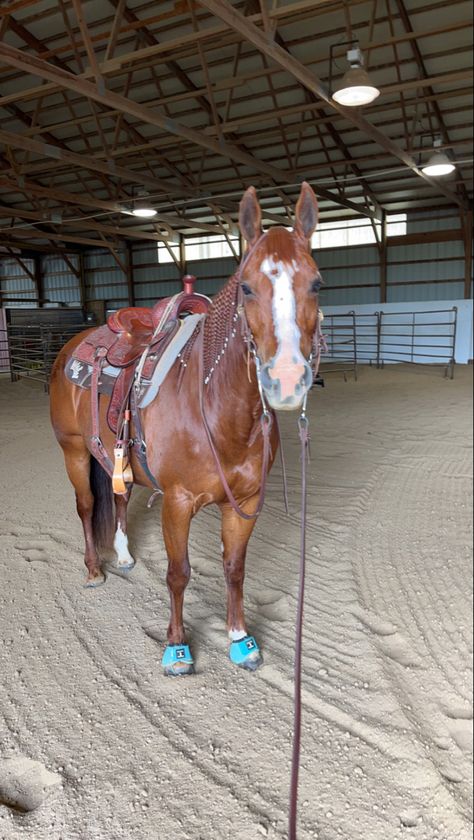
[{"xmin": 49, "ymin": 182, "xmax": 321, "ymax": 677}]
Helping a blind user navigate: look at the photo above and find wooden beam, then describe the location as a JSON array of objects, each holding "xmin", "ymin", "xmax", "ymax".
[
  {"xmin": 0, "ymin": 176, "xmax": 224, "ymax": 234},
  {"xmin": 0, "ymin": 41, "xmax": 293, "ymax": 184},
  {"xmin": 71, "ymin": 0, "xmax": 103, "ymax": 86},
  {"xmin": 78, "ymin": 252, "xmax": 86, "ymax": 308},
  {"xmin": 462, "ymin": 210, "xmax": 473, "ymax": 300},
  {"xmin": 380, "ymin": 212, "xmax": 388, "ymax": 304},
  {"xmin": 0, "ymin": 126, "xmax": 183, "ymax": 197},
  {"xmin": 0, "ymin": 0, "xmax": 38, "ymax": 16},
  {"xmin": 0, "ymin": 203, "xmax": 181, "ymax": 244},
  {"xmin": 0, "ymin": 43, "xmax": 380, "ymax": 217},
  {"xmin": 34, "ymin": 255, "xmax": 44, "ymax": 308},
  {"xmin": 196, "ymin": 0, "xmax": 467, "ymax": 210},
  {"xmin": 0, "ymin": 225, "xmax": 114, "ymax": 250},
  {"xmin": 125, "ymin": 241, "xmax": 135, "ymax": 306}
]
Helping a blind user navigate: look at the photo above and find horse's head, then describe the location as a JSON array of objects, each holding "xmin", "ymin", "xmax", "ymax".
[{"xmin": 238, "ymin": 182, "xmax": 321, "ymax": 411}]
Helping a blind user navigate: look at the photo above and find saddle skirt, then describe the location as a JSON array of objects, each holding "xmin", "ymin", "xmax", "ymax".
[{"xmin": 65, "ymin": 284, "xmax": 210, "ymax": 433}]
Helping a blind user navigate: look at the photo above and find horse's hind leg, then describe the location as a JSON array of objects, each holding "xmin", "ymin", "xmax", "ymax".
[
  {"xmin": 61, "ymin": 436, "xmax": 107, "ymax": 587},
  {"xmin": 160, "ymin": 491, "xmax": 194, "ymax": 676},
  {"xmin": 113, "ymin": 490, "xmax": 135, "ymax": 571},
  {"xmin": 220, "ymin": 498, "xmax": 263, "ymax": 671}
]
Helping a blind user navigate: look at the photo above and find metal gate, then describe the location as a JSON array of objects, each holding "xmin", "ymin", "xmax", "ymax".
[{"xmin": 4, "ymin": 308, "xmax": 89, "ymax": 391}]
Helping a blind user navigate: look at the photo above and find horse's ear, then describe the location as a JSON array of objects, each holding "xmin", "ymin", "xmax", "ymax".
[
  {"xmin": 294, "ymin": 182, "xmax": 318, "ymax": 241},
  {"xmin": 239, "ymin": 186, "xmax": 262, "ymax": 246}
]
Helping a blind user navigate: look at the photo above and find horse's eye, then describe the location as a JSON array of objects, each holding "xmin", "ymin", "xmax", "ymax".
[
  {"xmin": 311, "ymin": 278, "xmax": 322, "ymax": 294},
  {"xmin": 241, "ymin": 283, "xmax": 254, "ymax": 297}
]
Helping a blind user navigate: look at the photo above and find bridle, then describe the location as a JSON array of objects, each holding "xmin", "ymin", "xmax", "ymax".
[{"xmin": 199, "ymin": 229, "xmax": 320, "ymax": 839}]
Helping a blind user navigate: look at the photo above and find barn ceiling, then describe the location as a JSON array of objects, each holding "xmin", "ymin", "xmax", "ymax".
[{"xmin": 0, "ymin": 0, "xmax": 472, "ymax": 255}]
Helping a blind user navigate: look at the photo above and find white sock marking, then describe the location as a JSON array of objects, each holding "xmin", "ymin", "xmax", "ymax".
[
  {"xmin": 114, "ymin": 524, "xmax": 134, "ymax": 567},
  {"xmin": 229, "ymin": 629, "xmax": 247, "ymax": 642}
]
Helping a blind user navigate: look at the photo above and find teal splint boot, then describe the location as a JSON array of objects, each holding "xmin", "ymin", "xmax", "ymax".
[
  {"xmin": 162, "ymin": 644, "xmax": 195, "ymax": 676},
  {"xmin": 229, "ymin": 636, "xmax": 263, "ymax": 671}
]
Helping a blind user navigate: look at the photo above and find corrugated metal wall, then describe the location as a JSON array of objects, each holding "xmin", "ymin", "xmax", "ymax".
[
  {"xmin": 132, "ymin": 244, "xmax": 180, "ymax": 305},
  {"xmin": 186, "ymin": 256, "xmax": 237, "ymax": 297},
  {"xmin": 42, "ymin": 254, "xmax": 81, "ymax": 307},
  {"xmin": 0, "ymin": 208, "xmax": 470, "ymax": 312},
  {"xmin": 316, "ymin": 244, "xmax": 380, "ymax": 307},
  {"xmin": 0, "ymin": 256, "xmax": 37, "ymax": 306}
]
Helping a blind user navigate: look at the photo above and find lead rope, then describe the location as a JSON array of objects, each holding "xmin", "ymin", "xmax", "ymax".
[{"xmin": 289, "ymin": 400, "xmax": 310, "ymax": 840}]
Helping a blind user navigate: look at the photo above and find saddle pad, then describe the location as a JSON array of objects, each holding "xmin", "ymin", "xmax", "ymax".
[
  {"xmin": 138, "ymin": 313, "xmax": 205, "ymax": 407},
  {"xmin": 65, "ymin": 313, "xmax": 204, "ymax": 410}
]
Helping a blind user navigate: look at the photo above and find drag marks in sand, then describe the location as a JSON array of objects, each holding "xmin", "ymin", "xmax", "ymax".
[{"xmin": 0, "ymin": 367, "xmax": 472, "ymax": 840}]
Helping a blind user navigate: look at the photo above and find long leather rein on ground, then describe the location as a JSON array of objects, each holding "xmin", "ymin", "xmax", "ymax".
[{"xmin": 198, "ymin": 303, "xmax": 315, "ymax": 839}]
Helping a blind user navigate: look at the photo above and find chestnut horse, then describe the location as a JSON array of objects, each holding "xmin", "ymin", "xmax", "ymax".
[{"xmin": 50, "ymin": 182, "xmax": 321, "ymax": 676}]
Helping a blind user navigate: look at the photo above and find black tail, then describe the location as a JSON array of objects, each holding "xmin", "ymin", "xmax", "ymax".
[{"xmin": 90, "ymin": 456, "xmax": 114, "ymax": 549}]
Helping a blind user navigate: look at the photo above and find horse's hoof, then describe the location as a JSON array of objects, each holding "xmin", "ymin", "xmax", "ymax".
[
  {"xmin": 229, "ymin": 636, "xmax": 263, "ymax": 671},
  {"xmin": 162, "ymin": 644, "xmax": 195, "ymax": 677},
  {"xmin": 115, "ymin": 558, "xmax": 136, "ymax": 573},
  {"xmin": 84, "ymin": 571, "xmax": 106, "ymax": 588}
]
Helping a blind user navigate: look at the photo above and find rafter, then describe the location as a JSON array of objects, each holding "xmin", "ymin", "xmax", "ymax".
[
  {"xmin": 197, "ymin": 0, "xmax": 467, "ymax": 210},
  {"xmin": 0, "ymin": 41, "xmax": 380, "ymax": 217}
]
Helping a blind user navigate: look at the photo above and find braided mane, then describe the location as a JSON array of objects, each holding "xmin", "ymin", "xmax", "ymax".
[
  {"xmin": 202, "ymin": 272, "xmax": 241, "ymax": 381},
  {"xmin": 178, "ymin": 272, "xmax": 243, "ymax": 387}
]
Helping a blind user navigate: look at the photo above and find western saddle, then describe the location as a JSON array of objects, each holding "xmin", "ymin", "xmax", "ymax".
[{"xmin": 66, "ymin": 275, "xmax": 210, "ymax": 495}]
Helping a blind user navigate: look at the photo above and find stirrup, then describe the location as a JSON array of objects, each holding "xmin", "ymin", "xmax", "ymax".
[
  {"xmin": 229, "ymin": 636, "xmax": 263, "ymax": 671},
  {"xmin": 112, "ymin": 445, "xmax": 133, "ymax": 495},
  {"xmin": 162, "ymin": 644, "xmax": 195, "ymax": 676}
]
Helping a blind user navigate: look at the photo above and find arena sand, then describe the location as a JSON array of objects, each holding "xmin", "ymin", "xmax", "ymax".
[{"xmin": 0, "ymin": 365, "xmax": 472, "ymax": 840}]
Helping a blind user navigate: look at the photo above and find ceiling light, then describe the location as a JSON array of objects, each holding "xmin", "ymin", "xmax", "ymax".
[
  {"xmin": 421, "ymin": 138, "xmax": 455, "ymax": 177},
  {"xmin": 332, "ymin": 47, "xmax": 380, "ymax": 107},
  {"xmin": 132, "ymin": 202, "xmax": 157, "ymax": 218},
  {"xmin": 130, "ymin": 191, "xmax": 157, "ymax": 218}
]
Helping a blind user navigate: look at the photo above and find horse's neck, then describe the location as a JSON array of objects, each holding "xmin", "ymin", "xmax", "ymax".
[{"xmin": 202, "ymin": 275, "xmax": 260, "ymax": 416}]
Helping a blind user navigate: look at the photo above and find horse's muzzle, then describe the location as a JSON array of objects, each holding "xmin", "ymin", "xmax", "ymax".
[{"xmin": 260, "ymin": 359, "xmax": 313, "ymax": 411}]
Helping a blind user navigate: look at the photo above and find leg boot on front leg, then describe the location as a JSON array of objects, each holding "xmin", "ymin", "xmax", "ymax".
[
  {"xmin": 161, "ymin": 492, "xmax": 195, "ymax": 677},
  {"xmin": 220, "ymin": 498, "xmax": 263, "ymax": 672},
  {"xmin": 113, "ymin": 490, "xmax": 135, "ymax": 572}
]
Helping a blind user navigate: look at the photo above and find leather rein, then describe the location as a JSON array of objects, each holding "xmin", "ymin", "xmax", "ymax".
[{"xmin": 197, "ymin": 233, "xmax": 321, "ymax": 840}]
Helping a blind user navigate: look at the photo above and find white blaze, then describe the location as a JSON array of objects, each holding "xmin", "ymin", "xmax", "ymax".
[{"xmin": 260, "ymin": 256, "xmax": 306, "ymax": 400}]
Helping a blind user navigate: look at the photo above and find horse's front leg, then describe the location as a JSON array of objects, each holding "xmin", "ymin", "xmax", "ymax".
[
  {"xmin": 220, "ymin": 497, "xmax": 263, "ymax": 671},
  {"xmin": 161, "ymin": 491, "xmax": 195, "ymax": 677},
  {"xmin": 113, "ymin": 489, "xmax": 135, "ymax": 571}
]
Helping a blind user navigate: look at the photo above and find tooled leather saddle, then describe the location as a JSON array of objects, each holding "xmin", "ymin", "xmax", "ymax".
[{"xmin": 65, "ymin": 275, "xmax": 210, "ymax": 494}]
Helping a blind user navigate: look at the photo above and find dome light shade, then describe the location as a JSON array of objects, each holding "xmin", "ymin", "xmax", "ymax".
[
  {"xmin": 331, "ymin": 47, "xmax": 380, "ymax": 107},
  {"xmin": 132, "ymin": 201, "xmax": 157, "ymax": 218},
  {"xmin": 333, "ymin": 65, "xmax": 380, "ymax": 106},
  {"xmin": 422, "ymin": 150, "xmax": 455, "ymax": 177}
]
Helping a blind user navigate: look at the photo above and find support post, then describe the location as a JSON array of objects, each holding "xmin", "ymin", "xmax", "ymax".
[
  {"xmin": 78, "ymin": 251, "xmax": 86, "ymax": 309},
  {"xmin": 179, "ymin": 234, "xmax": 186, "ymax": 277},
  {"xmin": 34, "ymin": 254, "xmax": 44, "ymax": 307},
  {"xmin": 125, "ymin": 241, "xmax": 135, "ymax": 306},
  {"xmin": 462, "ymin": 210, "xmax": 473, "ymax": 300},
  {"xmin": 380, "ymin": 211, "xmax": 388, "ymax": 304}
]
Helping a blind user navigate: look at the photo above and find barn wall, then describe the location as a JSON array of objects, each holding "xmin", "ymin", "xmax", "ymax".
[
  {"xmin": 0, "ymin": 256, "xmax": 37, "ymax": 306},
  {"xmin": 132, "ymin": 243, "xmax": 180, "ymax": 306},
  {"xmin": 315, "ymin": 244, "xmax": 380, "ymax": 307},
  {"xmin": 84, "ymin": 248, "xmax": 128, "ymax": 312},
  {"xmin": 0, "ymin": 209, "xmax": 471, "ymax": 316},
  {"xmin": 42, "ymin": 254, "xmax": 81, "ymax": 307}
]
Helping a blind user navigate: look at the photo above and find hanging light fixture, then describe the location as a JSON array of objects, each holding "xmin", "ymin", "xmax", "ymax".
[
  {"xmin": 331, "ymin": 46, "xmax": 380, "ymax": 107},
  {"xmin": 422, "ymin": 137, "xmax": 456, "ymax": 177},
  {"xmin": 131, "ymin": 190, "xmax": 157, "ymax": 218}
]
